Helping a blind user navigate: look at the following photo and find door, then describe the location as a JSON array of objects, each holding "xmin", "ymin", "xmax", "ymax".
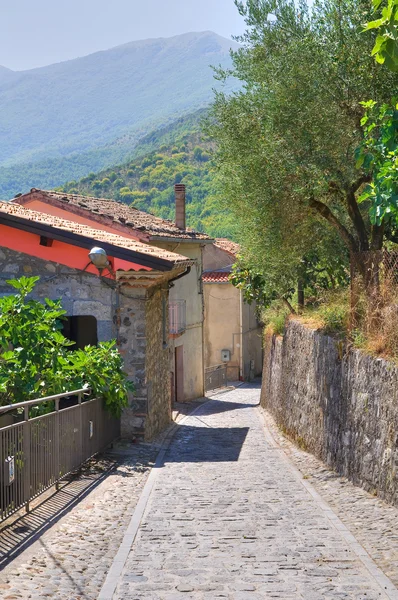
[{"xmin": 175, "ymin": 345, "xmax": 184, "ymax": 403}]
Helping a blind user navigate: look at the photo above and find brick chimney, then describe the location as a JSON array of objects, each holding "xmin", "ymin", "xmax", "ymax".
[{"xmin": 174, "ymin": 183, "xmax": 186, "ymax": 230}]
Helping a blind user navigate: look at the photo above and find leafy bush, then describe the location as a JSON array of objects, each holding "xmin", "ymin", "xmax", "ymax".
[
  {"xmin": 0, "ymin": 277, "xmax": 133, "ymax": 416},
  {"xmin": 262, "ymin": 302, "xmax": 290, "ymax": 336},
  {"xmin": 317, "ymin": 303, "xmax": 349, "ymax": 335}
]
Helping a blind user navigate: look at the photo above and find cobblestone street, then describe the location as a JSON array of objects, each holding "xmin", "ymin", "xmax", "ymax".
[
  {"xmin": 2, "ymin": 383, "xmax": 398, "ymax": 599},
  {"xmin": 108, "ymin": 384, "xmax": 398, "ymax": 600}
]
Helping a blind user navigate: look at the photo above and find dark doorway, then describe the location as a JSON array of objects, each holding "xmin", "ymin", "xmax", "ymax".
[{"xmin": 62, "ymin": 316, "xmax": 98, "ymax": 350}]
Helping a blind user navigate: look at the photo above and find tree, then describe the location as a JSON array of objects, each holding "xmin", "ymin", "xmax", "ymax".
[
  {"xmin": 356, "ymin": 1, "xmax": 398, "ymax": 231},
  {"xmin": 209, "ymin": 0, "xmax": 396, "ymax": 300}
]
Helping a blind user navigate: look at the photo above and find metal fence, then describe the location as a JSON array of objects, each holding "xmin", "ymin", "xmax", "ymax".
[
  {"xmin": 205, "ymin": 365, "xmax": 227, "ymax": 392},
  {"xmin": 0, "ymin": 389, "xmax": 120, "ymax": 523}
]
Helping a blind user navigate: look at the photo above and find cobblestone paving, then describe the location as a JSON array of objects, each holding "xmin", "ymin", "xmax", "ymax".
[
  {"xmin": 0, "ymin": 443, "xmax": 158, "ymax": 599},
  {"xmin": 262, "ymin": 406, "xmax": 398, "ymax": 589},
  {"xmin": 114, "ymin": 384, "xmax": 397, "ymax": 600}
]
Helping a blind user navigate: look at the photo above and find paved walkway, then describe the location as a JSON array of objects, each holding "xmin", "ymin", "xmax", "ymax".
[
  {"xmin": 2, "ymin": 383, "xmax": 398, "ymax": 599},
  {"xmin": 99, "ymin": 383, "xmax": 398, "ymax": 600}
]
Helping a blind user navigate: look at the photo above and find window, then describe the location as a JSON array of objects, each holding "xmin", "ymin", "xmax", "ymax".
[{"xmin": 169, "ymin": 300, "xmax": 186, "ymax": 336}]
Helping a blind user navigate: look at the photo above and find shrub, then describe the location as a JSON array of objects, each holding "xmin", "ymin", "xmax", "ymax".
[
  {"xmin": 0, "ymin": 277, "xmax": 133, "ymax": 416},
  {"xmin": 262, "ymin": 302, "xmax": 290, "ymax": 336}
]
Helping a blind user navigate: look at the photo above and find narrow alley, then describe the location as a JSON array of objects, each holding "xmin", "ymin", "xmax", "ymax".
[
  {"xmin": 2, "ymin": 384, "xmax": 398, "ymax": 600},
  {"xmin": 102, "ymin": 384, "xmax": 398, "ymax": 600}
]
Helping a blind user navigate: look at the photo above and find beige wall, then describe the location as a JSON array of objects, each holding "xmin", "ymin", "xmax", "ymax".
[
  {"xmin": 153, "ymin": 240, "xmax": 205, "ymax": 401},
  {"xmin": 204, "ymin": 282, "xmax": 263, "ymax": 382},
  {"xmin": 204, "ymin": 282, "xmax": 241, "ymax": 381},
  {"xmin": 242, "ymin": 299, "xmax": 263, "ymax": 379}
]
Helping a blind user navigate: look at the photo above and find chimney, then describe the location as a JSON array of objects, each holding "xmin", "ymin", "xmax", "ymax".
[{"xmin": 174, "ymin": 183, "xmax": 186, "ymax": 230}]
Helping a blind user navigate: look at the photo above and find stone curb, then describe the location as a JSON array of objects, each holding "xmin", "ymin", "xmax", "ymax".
[
  {"xmin": 257, "ymin": 405, "xmax": 398, "ymax": 600},
  {"xmin": 97, "ymin": 400, "xmax": 212, "ymax": 600}
]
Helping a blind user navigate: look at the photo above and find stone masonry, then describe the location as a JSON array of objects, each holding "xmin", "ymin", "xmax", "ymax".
[
  {"xmin": 111, "ymin": 384, "xmax": 396, "ymax": 599},
  {"xmin": 261, "ymin": 319, "xmax": 398, "ymax": 506},
  {"xmin": 0, "ymin": 246, "xmax": 172, "ymax": 440}
]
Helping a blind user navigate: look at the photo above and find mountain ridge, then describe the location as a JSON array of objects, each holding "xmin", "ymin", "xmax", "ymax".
[
  {"xmin": 0, "ymin": 31, "xmax": 238, "ymax": 171},
  {"xmin": 1, "ymin": 31, "xmax": 237, "ymax": 74}
]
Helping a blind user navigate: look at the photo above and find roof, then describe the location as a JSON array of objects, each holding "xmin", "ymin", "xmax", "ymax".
[
  {"xmin": 14, "ymin": 189, "xmax": 211, "ymax": 241},
  {"xmin": 0, "ymin": 201, "xmax": 191, "ymax": 271},
  {"xmin": 202, "ymin": 268, "xmax": 232, "ymax": 284},
  {"xmin": 214, "ymin": 238, "xmax": 240, "ymax": 257}
]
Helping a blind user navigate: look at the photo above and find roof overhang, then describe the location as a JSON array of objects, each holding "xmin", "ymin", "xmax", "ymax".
[
  {"xmin": 117, "ymin": 265, "xmax": 191, "ymax": 289},
  {"xmin": 149, "ymin": 235, "xmax": 214, "ymax": 244}
]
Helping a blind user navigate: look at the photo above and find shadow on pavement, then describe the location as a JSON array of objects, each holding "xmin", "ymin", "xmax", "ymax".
[
  {"xmin": 165, "ymin": 423, "xmax": 250, "ymax": 463},
  {"xmin": 0, "ymin": 459, "xmax": 115, "ymax": 569}
]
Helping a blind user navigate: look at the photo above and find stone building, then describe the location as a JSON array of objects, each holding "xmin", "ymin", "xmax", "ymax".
[
  {"xmin": 0, "ymin": 200, "xmax": 193, "ymax": 440},
  {"xmin": 203, "ymin": 239, "xmax": 263, "ymax": 382},
  {"xmin": 11, "ymin": 186, "xmax": 212, "ymax": 407}
]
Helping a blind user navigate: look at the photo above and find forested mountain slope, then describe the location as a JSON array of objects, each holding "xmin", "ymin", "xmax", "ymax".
[
  {"xmin": 0, "ymin": 32, "xmax": 238, "ymax": 198},
  {"xmin": 59, "ymin": 114, "xmax": 234, "ymax": 239}
]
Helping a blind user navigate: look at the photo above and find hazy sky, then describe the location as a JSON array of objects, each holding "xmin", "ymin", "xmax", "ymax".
[{"xmin": 1, "ymin": 0, "xmax": 247, "ymax": 71}]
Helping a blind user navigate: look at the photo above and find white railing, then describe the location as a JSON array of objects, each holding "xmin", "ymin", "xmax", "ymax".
[{"xmin": 169, "ymin": 300, "xmax": 186, "ymax": 335}]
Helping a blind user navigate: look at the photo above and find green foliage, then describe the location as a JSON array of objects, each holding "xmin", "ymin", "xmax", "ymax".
[
  {"xmin": 60, "ymin": 124, "xmax": 236, "ymax": 239},
  {"xmin": 209, "ymin": 0, "xmax": 395, "ymax": 301},
  {"xmin": 364, "ymin": 0, "xmax": 398, "ymax": 71},
  {"xmin": 316, "ymin": 300, "xmax": 350, "ymax": 335},
  {"xmin": 230, "ymin": 262, "xmax": 284, "ymax": 306},
  {"xmin": 357, "ymin": 3, "xmax": 398, "ymax": 231},
  {"xmin": 0, "ymin": 32, "xmax": 238, "ymax": 198},
  {"xmin": 0, "ymin": 109, "xmax": 211, "ymax": 200},
  {"xmin": 0, "ymin": 277, "xmax": 132, "ymax": 416},
  {"xmin": 262, "ymin": 302, "xmax": 290, "ymax": 336},
  {"xmin": 357, "ymin": 100, "xmax": 398, "ymax": 225}
]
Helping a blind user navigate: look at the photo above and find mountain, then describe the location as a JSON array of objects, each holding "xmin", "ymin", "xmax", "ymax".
[
  {"xmin": 58, "ymin": 111, "xmax": 236, "ymax": 240},
  {"xmin": 0, "ymin": 31, "xmax": 238, "ymax": 190}
]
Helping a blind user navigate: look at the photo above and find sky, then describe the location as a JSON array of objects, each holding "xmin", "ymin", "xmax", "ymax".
[{"xmin": 0, "ymin": 0, "xmax": 247, "ymax": 71}]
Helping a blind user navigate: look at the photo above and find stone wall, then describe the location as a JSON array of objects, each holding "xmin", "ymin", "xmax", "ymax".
[
  {"xmin": 0, "ymin": 247, "xmax": 172, "ymax": 441},
  {"xmin": 261, "ymin": 319, "xmax": 398, "ymax": 505},
  {"xmin": 0, "ymin": 247, "xmax": 116, "ymax": 342},
  {"xmin": 144, "ymin": 286, "xmax": 171, "ymax": 440}
]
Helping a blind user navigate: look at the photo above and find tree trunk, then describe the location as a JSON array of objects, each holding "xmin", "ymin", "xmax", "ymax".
[{"xmin": 297, "ymin": 277, "xmax": 305, "ymax": 313}]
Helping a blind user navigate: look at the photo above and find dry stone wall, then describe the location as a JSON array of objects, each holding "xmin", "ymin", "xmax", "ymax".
[{"xmin": 261, "ymin": 319, "xmax": 398, "ymax": 505}]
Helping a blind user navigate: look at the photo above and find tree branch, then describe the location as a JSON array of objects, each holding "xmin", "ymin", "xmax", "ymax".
[
  {"xmin": 282, "ymin": 297, "xmax": 296, "ymax": 314},
  {"xmin": 309, "ymin": 197, "xmax": 358, "ymax": 254}
]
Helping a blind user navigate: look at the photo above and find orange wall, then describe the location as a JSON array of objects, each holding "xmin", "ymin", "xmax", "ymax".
[
  {"xmin": 0, "ymin": 224, "xmax": 149, "ymax": 276},
  {"xmin": 23, "ymin": 200, "xmax": 143, "ymax": 241}
]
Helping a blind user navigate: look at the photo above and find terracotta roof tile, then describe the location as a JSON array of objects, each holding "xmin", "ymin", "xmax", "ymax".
[
  {"xmin": 214, "ymin": 238, "xmax": 240, "ymax": 257},
  {"xmin": 202, "ymin": 270, "xmax": 231, "ymax": 283},
  {"xmin": 16, "ymin": 189, "xmax": 211, "ymax": 241},
  {"xmin": 0, "ymin": 201, "xmax": 191, "ymax": 266}
]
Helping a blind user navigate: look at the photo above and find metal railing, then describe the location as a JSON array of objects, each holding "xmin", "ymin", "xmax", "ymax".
[
  {"xmin": 205, "ymin": 365, "xmax": 227, "ymax": 392},
  {"xmin": 169, "ymin": 300, "xmax": 186, "ymax": 335},
  {"xmin": 0, "ymin": 389, "xmax": 120, "ymax": 523}
]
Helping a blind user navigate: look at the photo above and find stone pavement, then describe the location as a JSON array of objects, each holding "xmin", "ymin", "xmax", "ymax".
[
  {"xmin": 0, "ymin": 443, "xmax": 159, "ymax": 599},
  {"xmin": 1, "ymin": 383, "xmax": 398, "ymax": 599},
  {"xmin": 107, "ymin": 383, "xmax": 398, "ymax": 600}
]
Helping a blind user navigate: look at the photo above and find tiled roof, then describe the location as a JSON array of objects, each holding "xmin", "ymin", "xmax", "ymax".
[
  {"xmin": 214, "ymin": 238, "xmax": 240, "ymax": 257},
  {"xmin": 15, "ymin": 189, "xmax": 211, "ymax": 241},
  {"xmin": 0, "ymin": 201, "xmax": 191, "ymax": 266},
  {"xmin": 202, "ymin": 270, "xmax": 231, "ymax": 283}
]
